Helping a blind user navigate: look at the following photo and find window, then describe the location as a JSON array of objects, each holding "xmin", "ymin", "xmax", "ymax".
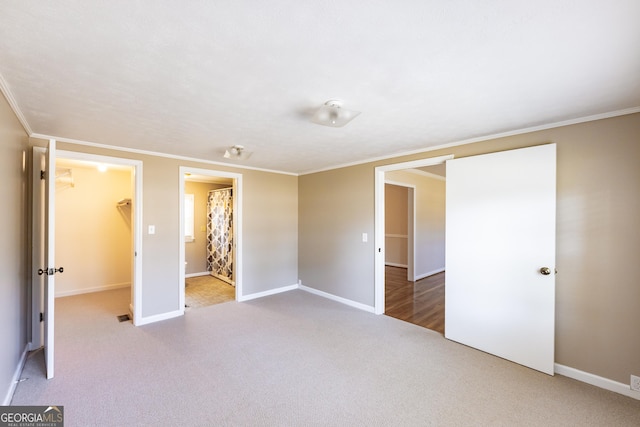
[{"xmin": 184, "ymin": 193, "xmax": 195, "ymax": 242}]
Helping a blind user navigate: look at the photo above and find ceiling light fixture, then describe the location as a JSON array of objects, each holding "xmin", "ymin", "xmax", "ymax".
[
  {"xmin": 311, "ymin": 99, "xmax": 360, "ymax": 127},
  {"xmin": 223, "ymin": 145, "xmax": 252, "ymax": 160}
]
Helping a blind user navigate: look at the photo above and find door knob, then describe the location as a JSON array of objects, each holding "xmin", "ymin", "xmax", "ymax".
[
  {"xmin": 539, "ymin": 267, "xmax": 551, "ymax": 275},
  {"xmin": 37, "ymin": 267, "xmax": 64, "ymax": 276}
]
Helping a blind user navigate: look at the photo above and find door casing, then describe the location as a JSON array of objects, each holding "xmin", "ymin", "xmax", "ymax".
[{"xmin": 374, "ymin": 155, "xmax": 454, "ymax": 314}]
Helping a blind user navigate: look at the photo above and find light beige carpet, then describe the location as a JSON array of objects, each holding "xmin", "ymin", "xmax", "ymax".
[{"xmin": 11, "ymin": 288, "xmax": 640, "ymax": 426}]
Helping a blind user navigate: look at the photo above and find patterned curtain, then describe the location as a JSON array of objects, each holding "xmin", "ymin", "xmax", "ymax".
[{"xmin": 207, "ymin": 188, "xmax": 234, "ymax": 285}]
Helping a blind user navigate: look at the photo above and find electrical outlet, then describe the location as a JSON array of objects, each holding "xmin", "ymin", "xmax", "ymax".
[{"xmin": 631, "ymin": 375, "xmax": 640, "ymax": 392}]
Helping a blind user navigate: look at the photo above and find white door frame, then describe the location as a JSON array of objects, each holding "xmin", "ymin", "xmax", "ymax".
[
  {"xmin": 374, "ymin": 155, "xmax": 453, "ymax": 315},
  {"xmin": 179, "ymin": 167, "xmax": 243, "ymax": 309},
  {"xmin": 49, "ymin": 150, "xmax": 143, "ymax": 325},
  {"xmin": 44, "ymin": 139, "xmax": 56, "ymax": 379},
  {"xmin": 383, "ymin": 181, "xmax": 416, "ymax": 281}
]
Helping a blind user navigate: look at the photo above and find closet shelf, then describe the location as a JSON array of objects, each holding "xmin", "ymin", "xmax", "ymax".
[{"xmin": 55, "ymin": 167, "xmax": 74, "ymax": 189}]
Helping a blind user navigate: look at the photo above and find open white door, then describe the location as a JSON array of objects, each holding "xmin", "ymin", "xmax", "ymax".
[
  {"xmin": 445, "ymin": 144, "xmax": 556, "ymax": 375},
  {"xmin": 30, "ymin": 148, "xmax": 45, "ymax": 351},
  {"xmin": 43, "ymin": 139, "xmax": 57, "ymax": 379}
]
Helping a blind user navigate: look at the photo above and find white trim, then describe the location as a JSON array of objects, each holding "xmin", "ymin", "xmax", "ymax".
[
  {"xmin": 385, "ymin": 180, "xmax": 417, "ymax": 189},
  {"xmin": 185, "ymin": 272, "xmax": 210, "ymax": 278},
  {"xmin": 0, "ymin": 73, "xmax": 32, "ymax": 135},
  {"xmin": 47, "ymin": 148, "xmax": 140, "ymax": 167},
  {"xmin": 238, "ymin": 284, "xmax": 299, "ymax": 302},
  {"xmin": 56, "ymin": 150, "xmax": 143, "ymax": 327},
  {"xmin": 300, "ymin": 107, "xmax": 640, "ymax": 175},
  {"xmin": 375, "ymin": 154, "xmax": 454, "ymax": 314},
  {"xmin": 379, "ymin": 156, "xmax": 454, "ymax": 173},
  {"xmin": 299, "ymin": 285, "xmax": 375, "ymax": 313},
  {"xmin": 385, "ymin": 234, "xmax": 408, "ymax": 239},
  {"xmin": 385, "ymin": 262, "xmax": 408, "ymax": 268},
  {"xmin": 407, "ymin": 187, "xmax": 416, "ymax": 282},
  {"xmin": 375, "ymin": 169, "xmax": 386, "ymax": 314},
  {"xmin": 28, "ymin": 107, "xmax": 640, "ymax": 177},
  {"xmin": 55, "ymin": 283, "xmax": 130, "ymax": 298},
  {"xmin": 555, "ymin": 364, "xmax": 640, "ymax": 401},
  {"xmin": 135, "ymin": 309, "xmax": 183, "ymax": 326},
  {"xmin": 3, "ymin": 344, "xmax": 29, "ymax": 406},
  {"xmin": 415, "ymin": 268, "xmax": 445, "ymax": 281},
  {"xmin": 179, "ymin": 167, "xmax": 243, "ymax": 312},
  {"xmin": 384, "ymin": 180, "xmax": 417, "ymax": 282},
  {"xmin": 384, "ymin": 266, "xmax": 445, "ymax": 281},
  {"xmin": 32, "ymin": 133, "xmax": 297, "ymax": 176},
  {"xmin": 406, "ymin": 168, "xmax": 446, "ymax": 181}
]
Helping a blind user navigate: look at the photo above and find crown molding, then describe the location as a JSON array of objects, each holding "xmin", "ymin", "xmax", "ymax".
[
  {"xmin": 16, "ymin": 95, "xmax": 640, "ymax": 178},
  {"xmin": 29, "ymin": 133, "xmax": 298, "ymax": 176},
  {"xmin": 0, "ymin": 73, "xmax": 33, "ymax": 135},
  {"xmin": 300, "ymin": 106, "xmax": 640, "ymax": 175}
]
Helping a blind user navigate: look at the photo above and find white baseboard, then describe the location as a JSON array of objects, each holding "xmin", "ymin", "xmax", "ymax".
[
  {"xmin": 238, "ymin": 281, "xmax": 376, "ymax": 314},
  {"xmin": 55, "ymin": 282, "xmax": 131, "ymax": 298},
  {"xmin": 185, "ymin": 272, "xmax": 210, "ymax": 278},
  {"xmin": 3, "ymin": 344, "xmax": 29, "ymax": 406},
  {"xmin": 135, "ymin": 309, "xmax": 183, "ymax": 326},
  {"xmin": 555, "ymin": 363, "xmax": 640, "ymax": 400},
  {"xmin": 238, "ymin": 284, "xmax": 299, "ymax": 302},
  {"xmin": 385, "ymin": 262, "xmax": 408, "ymax": 268},
  {"xmin": 415, "ymin": 268, "xmax": 445, "ymax": 281},
  {"xmin": 299, "ymin": 285, "xmax": 375, "ymax": 313}
]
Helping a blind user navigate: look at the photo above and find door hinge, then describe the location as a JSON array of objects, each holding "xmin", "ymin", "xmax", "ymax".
[
  {"xmin": 40, "ymin": 312, "xmax": 44, "ymax": 322},
  {"xmin": 40, "ymin": 170, "xmax": 46, "ymax": 180}
]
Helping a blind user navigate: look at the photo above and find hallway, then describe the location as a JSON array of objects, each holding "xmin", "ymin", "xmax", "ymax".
[{"xmin": 384, "ymin": 266, "xmax": 445, "ymax": 334}]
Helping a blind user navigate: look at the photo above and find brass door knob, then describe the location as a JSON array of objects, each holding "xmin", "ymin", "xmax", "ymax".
[{"xmin": 540, "ymin": 267, "xmax": 551, "ymax": 275}]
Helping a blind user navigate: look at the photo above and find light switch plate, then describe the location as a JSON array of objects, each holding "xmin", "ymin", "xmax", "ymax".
[{"xmin": 148, "ymin": 225, "xmax": 155, "ymax": 235}]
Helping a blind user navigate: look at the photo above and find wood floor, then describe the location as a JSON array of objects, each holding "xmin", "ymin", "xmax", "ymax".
[{"xmin": 384, "ymin": 266, "xmax": 445, "ymax": 334}]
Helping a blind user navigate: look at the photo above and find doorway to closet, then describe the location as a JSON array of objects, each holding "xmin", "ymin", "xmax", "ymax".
[
  {"xmin": 179, "ymin": 167, "xmax": 242, "ymax": 311},
  {"xmin": 31, "ymin": 147, "xmax": 142, "ymax": 379},
  {"xmin": 54, "ymin": 157, "xmax": 135, "ymax": 305}
]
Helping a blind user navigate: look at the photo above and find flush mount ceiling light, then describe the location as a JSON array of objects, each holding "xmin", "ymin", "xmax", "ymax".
[
  {"xmin": 223, "ymin": 145, "xmax": 252, "ymax": 160},
  {"xmin": 311, "ymin": 99, "xmax": 360, "ymax": 127}
]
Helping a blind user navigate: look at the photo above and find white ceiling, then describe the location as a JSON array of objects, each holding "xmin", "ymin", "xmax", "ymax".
[{"xmin": 1, "ymin": 1, "xmax": 639, "ymax": 175}]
